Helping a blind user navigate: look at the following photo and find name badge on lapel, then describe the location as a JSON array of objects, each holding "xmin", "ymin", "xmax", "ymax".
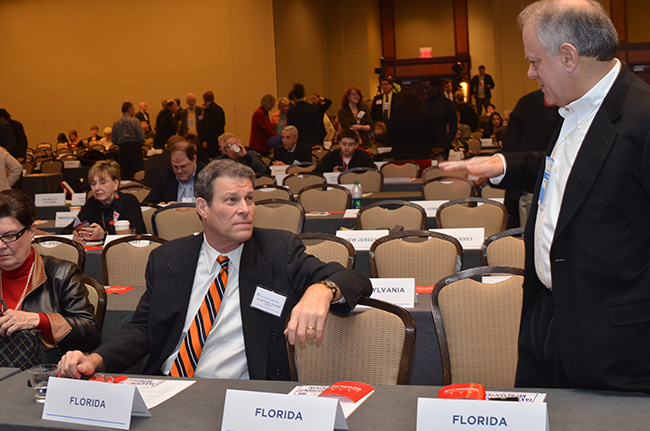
[{"xmin": 251, "ymin": 285, "xmax": 287, "ymax": 317}]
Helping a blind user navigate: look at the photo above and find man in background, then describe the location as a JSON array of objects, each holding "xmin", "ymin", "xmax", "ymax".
[
  {"xmin": 177, "ymin": 93, "xmax": 203, "ymax": 136},
  {"xmin": 199, "ymin": 90, "xmax": 226, "ymax": 158},
  {"xmin": 111, "ymin": 102, "xmax": 144, "ymax": 180},
  {"xmin": 469, "ymin": 65, "xmax": 495, "ymax": 115}
]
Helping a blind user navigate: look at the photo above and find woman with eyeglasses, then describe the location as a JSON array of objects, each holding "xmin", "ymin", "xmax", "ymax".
[
  {"xmin": 0, "ymin": 190, "xmax": 100, "ymax": 363},
  {"xmin": 338, "ymin": 86, "xmax": 374, "ymax": 148}
]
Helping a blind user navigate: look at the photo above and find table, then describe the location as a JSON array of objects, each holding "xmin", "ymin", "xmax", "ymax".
[
  {"xmin": 0, "ymin": 367, "xmax": 19, "ymax": 382},
  {"xmin": 19, "ymin": 173, "xmax": 64, "ymax": 200},
  {"xmin": 0, "ymin": 372, "xmax": 647, "ymax": 430}
]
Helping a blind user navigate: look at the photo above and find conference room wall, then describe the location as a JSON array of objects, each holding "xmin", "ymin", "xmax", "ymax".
[{"xmin": 0, "ymin": 0, "xmax": 277, "ymax": 147}]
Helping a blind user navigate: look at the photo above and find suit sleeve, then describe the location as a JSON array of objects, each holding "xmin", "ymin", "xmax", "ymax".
[{"xmin": 499, "ymin": 151, "xmax": 546, "ymax": 193}]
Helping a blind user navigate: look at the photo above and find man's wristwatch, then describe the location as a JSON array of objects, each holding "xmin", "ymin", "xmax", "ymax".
[{"xmin": 320, "ymin": 279, "xmax": 339, "ymax": 301}]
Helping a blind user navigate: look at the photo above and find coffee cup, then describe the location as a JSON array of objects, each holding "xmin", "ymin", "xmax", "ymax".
[{"xmin": 114, "ymin": 220, "xmax": 130, "ymax": 235}]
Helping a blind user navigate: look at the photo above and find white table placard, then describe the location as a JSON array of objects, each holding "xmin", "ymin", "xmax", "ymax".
[
  {"xmin": 42, "ymin": 377, "xmax": 150, "ymax": 430},
  {"xmin": 103, "ymin": 234, "xmax": 152, "ymax": 247},
  {"xmin": 370, "ymin": 278, "xmax": 415, "ymax": 308},
  {"xmin": 448, "ymin": 150, "xmax": 463, "ymax": 161},
  {"xmin": 416, "ymin": 398, "xmax": 548, "ymax": 431},
  {"xmin": 270, "ymin": 165, "xmax": 288, "ymax": 176},
  {"xmin": 35, "ymin": 193, "xmax": 66, "ymax": 207},
  {"xmin": 376, "ymin": 146, "xmax": 393, "ymax": 154},
  {"xmin": 374, "ymin": 161, "xmax": 388, "ymax": 169},
  {"xmin": 71, "ymin": 193, "xmax": 86, "ymax": 206},
  {"xmin": 343, "ymin": 209, "xmax": 359, "ymax": 218},
  {"xmin": 485, "ymin": 197, "xmax": 504, "ymax": 204},
  {"xmin": 221, "ymin": 389, "xmax": 347, "ymax": 431},
  {"xmin": 55, "ymin": 212, "xmax": 78, "ymax": 228},
  {"xmin": 63, "ymin": 160, "xmax": 81, "ymax": 169},
  {"xmin": 409, "ymin": 200, "xmax": 447, "ymax": 218},
  {"xmin": 324, "ymin": 172, "xmax": 340, "ymax": 184},
  {"xmin": 431, "ymin": 227, "xmax": 484, "ymax": 250},
  {"xmin": 480, "ymin": 138, "xmax": 498, "ymax": 148},
  {"xmin": 336, "ymin": 229, "xmax": 388, "ymax": 251}
]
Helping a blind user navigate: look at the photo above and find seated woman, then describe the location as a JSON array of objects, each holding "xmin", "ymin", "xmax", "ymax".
[
  {"xmin": 0, "ymin": 190, "xmax": 100, "ymax": 363},
  {"xmin": 338, "ymin": 87, "xmax": 373, "ymax": 148},
  {"xmin": 56, "ymin": 132, "xmax": 69, "ymax": 149},
  {"xmin": 85, "ymin": 125, "xmax": 102, "ymax": 145},
  {"xmin": 68, "ymin": 129, "xmax": 83, "ymax": 149},
  {"xmin": 314, "ymin": 129, "xmax": 375, "ymax": 173},
  {"xmin": 271, "ymin": 97, "xmax": 290, "ymax": 136},
  {"xmin": 482, "ymin": 112, "xmax": 503, "ymax": 139},
  {"xmin": 62, "ymin": 160, "xmax": 145, "ymax": 243}
]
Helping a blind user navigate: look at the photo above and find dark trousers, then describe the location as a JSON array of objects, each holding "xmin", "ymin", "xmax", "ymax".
[
  {"xmin": 475, "ymin": 97, "xmax": 491, "ymax": 115},
  {"xmin": 118, "ymin": 142, "xmax": 143, "ymax": 180}
]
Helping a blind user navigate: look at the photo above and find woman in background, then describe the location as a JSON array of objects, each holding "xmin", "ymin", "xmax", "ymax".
[{"xmin": 338, "ymin": 86, "xmax": 373, "ymax": 148}]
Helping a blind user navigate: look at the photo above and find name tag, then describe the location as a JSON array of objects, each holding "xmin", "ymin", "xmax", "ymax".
[
  {"xmin": 431, "ymin": 228, "xmax": 484, "ymax": 250},
  {"xmin": 416, "ymin": 398, "xmax": 548, "ymax": 431},
  {"xmin": 71, "ymin": 193, "xmax": 86, "ymax": 206},
  {"xmin": 221, "ymin": 389, "xmax": 347, "ymax": 431},
  {"xmin": 42, "ymin": 377, "xmax": 150, "ymax": 430},
  {"xmin": 35, "ymin": 193, "xmax": 66, "ymax": 207},
  {"xmin": 356, "ymin": 110, "xmax": 365, "ymax": 120},
  {"xmin": 370, "ymin": 278, "xmax": 415, "ymax": 308},
  {"xmin": 336, "ymin": 229, "xmax": 389, "ymax": 251},
  {"xmin": 323, "ymin": 172, "xmax": 340, "ymax": 184},
  {"xmin": 250, "ymin": 285, "xmax": 287, "ymax": 317},
  {"xmin": 538, "ymin": 156, "xmax": 554, "ymax": 206},
  {"xmin": 409, "ymin": 200, "xmax": 446, "ymax": 217},
  {"xmin": 375, "ymin": 99, "xmax": 382, "ymax": 105},
  {"xmin": 55, "ymin": 212, "xmax": 79, "ymax": 228}
]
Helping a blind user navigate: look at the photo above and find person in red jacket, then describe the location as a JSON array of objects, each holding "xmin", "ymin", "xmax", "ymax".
[{"xmin": 248, "ymin": 94, "xmax": 278, "ymax": 155}]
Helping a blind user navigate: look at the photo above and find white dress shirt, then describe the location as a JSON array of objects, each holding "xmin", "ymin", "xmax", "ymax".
[{"xmin": 162, "ymin": 236, "xmax": 249, "ymax": 379}]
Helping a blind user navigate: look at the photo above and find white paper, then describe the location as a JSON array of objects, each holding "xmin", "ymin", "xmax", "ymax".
[
  {"xmin": 118, "ymin": 378, "xmax": 196, "ymax": 409},
  {"xmin": 343, "ymin": 209, "xmax": 359, "ymax": 218},
  {"xmin": 55, "ymin": 212, "xmax": 78, "ymax": 228},
  {"xmin": 324, "ymin": 172, "xmax": 340, "ymax": 184},
  {"xmin": 289, "ymin": 385, "xmax": 372, "ymax": 418},
  {"xmin": 369, "ymin": 278, "xmax": 415, "ymax": 308},
  {"xmin": 485, "ymin": 391, "xmax": 546, "ymax": 403}
]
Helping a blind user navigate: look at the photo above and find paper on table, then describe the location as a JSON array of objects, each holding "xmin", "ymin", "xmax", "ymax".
[
  {"xmin": 119, "ymin": 378, "xmax": 196, "ymax": 409},
  {"xmin": 289, "ymin": 384, "xmax": 373, "ymax": 418},
  {"xmin": 343, "ymin": 209, "xmax": 359, "ymax": 218},
  {"xmin": 486, "ymin": 391, "xmax": 547, "ymax": 403}
]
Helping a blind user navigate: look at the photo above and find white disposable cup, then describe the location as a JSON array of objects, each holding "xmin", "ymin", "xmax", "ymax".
[
  {"xmin": 27, "ymin": 364, "xmax": 59, "ymax": 403},
  {"xmin": 114, "ymin": 220, "xmax": 130, "ymax": 235}
]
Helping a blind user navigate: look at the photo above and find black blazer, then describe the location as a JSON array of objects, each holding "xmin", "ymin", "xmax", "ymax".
[
  {"xmin": 198, "ymin": 102, "xmax": 226, "ymax": 157},
  {"xmin": 287, "ymin": 101, "xmax": 325, "ymax": 145},
  {"xmin": 95, "ymin": 230, "xmax": 371, "ymax": 379},
  {"xmin": 272, "ymin": 143, "xmax": 312, "ymax": 165},
  {"xmin": 177, "ymin": 106, "xmax": 203, "ymax": 136},
  {"xmin": 370, "ymin": 93, "xmax": 396, "ymax": 123},
  {"xmin": 153, "ymin": 108, "xmax": 176, "ymax": 149},
  {"xmin": 143, "ymin": 160, "xmax": 205, "ymax": 204},
  {"xmin": 500, "ymin": 66, "xmax": 650, "ymax": 393}
]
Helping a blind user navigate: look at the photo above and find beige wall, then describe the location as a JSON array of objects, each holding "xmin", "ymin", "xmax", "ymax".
[
  {"xmin": 627, "ymin": 0, "xmax": 650, "ymax": 43},
  {"xmin": 393, "ymin": 0, "xmax": 456, "ymax": 59},
  {"xmin": 0, "ymin": 0, "xmax": 277, "ymax": 147}
]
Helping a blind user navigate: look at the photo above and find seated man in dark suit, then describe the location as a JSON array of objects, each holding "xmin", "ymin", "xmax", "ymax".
[
  {"xmin": 59, "ymin": 159, "xmax": 372, "ymax": 379},
  {"xmin": 315, "ymin": 129, "xmax": 375, "ymax": 173},
  {"xmin": 271, "ymin": 126, "xmax": 312, "ymax": 166},
  {"xmin": 143, "ymin": 138, "xmax": 205, "ymax": 205}
]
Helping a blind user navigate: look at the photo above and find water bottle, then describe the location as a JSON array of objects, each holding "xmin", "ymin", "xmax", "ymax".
[{"xmin": 352, "ymin": 181, "xmax": 362, "ymax": 209}]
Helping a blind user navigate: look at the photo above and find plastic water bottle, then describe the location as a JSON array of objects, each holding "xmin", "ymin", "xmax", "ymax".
[{"xmin": 352, "ymin": 181, "xmax": 362, "ymax": 209}]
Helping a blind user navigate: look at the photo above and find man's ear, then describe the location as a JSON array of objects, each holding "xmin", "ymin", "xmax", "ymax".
[
  {"xmin": 196, "ymin": 197, "xmax": 208, "ymax": 220},
  {"xmin": 559, "ymin": 43, "xmax": 579, "ymax": 72}
]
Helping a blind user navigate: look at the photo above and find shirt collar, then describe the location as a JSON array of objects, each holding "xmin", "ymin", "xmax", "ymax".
[
  {"xmin": 202, "ymin": 234, "xmax": 244, "ymax": 274},
  {"xmin": 559, "ymin": 59, "xmax": 620, "ymax": 121}
]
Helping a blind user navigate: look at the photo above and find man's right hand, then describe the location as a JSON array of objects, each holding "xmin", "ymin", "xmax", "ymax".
[
  {"xmin": 438, "ymin": 155, "xmax": 505, "ymax": 179},
  {"xmin": 58, "ymin": 351, "xmax": 104, "ymax": 379}
]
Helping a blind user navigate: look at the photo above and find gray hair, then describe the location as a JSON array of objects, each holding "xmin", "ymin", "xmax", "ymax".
[
  {"xmin": 282, "ymin": 125, "xmax": 298, "ymax": 139},
  {"xmin": 518, "ymin": 0, "xmax": 618, "ymax": 61},
  {"xmin": 218, "ymin": 132, "xmax": 241, "ymax": 151},
  {"xmin": 260, "ymin": 94, "xmax": 276, "ymax": 106},
  {"xmin": 195, "ymin": 159, "xmax": 254, "ymax": 205}
]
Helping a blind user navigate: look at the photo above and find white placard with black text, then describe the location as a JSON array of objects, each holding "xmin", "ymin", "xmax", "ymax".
[
  {"xmin": 431, "ymin": 228, "xmax": 484, "ymax": 250},
  {"xmin": 35, "ymin": 193, "xmax": 66, "ymax": 207},
  {"xmin": 370, "ymin": 278, "xmax": 415, "ymax": 308},
  {"xmin": 336, "ymin": 229, "xmax": 389, "ymax": 251}
]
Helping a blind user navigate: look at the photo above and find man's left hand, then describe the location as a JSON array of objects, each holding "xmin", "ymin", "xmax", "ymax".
[{"xmin": 284, "ymin": 284, "xmax": 334, "ymax": 345}]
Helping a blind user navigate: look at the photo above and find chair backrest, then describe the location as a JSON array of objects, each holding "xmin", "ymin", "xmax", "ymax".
[
  {"xmin": 338, "ymin": 167, "xmax": 383, "ymax": 192},
  {"xmin": 59, "ymin": 154, "xmax": 79, "ymax": 161},
  {"xmin": 254, "ymin": 199, "xmax": 305, "ymax": 233},
  {"xmin": 436, "ymin": 197, "xmax": 508, "ymax": 238},
  {"xmin": 357, "ymin": 200, "xmax": 426, "ymax": 231},
  {"xmin": 422, "ymin": 176, "xmax": 475, "ymax": 201},
  {"xmin": 432, "ymin": 266, "xmax": 525, "ymax": 387},
  {"xmin": 119, "ymin": 185, "xmax": 151, "ymax": 203},
  {"xmin": 102, "ymin": 235, "xmax": 166, "ymax": 287},
  {"xmin": 141, "ymin": 204, "xmax": 159, "ymax": 235},
  {"xmin": 381, "ymin": 160, "xmax": 421, "ymax": 178},
  {"xmin": 254, "ymin": 173, "xmax": 276, "ymax": 186},
  {"xmin": 480, "ymin": 184, "xmax": 506, "ymax": 199},
  {"xmin": 40, "ymin": 158, "xmax": 64, "ymax": 173},
  {"xmin": 287, "ymin": 297, "xmax": 416, "ymax": 385},
  {"xmin": 467, "ymin": 138, "xmax": 482, "ymax": 152},
  {"xmin": 298, "ymin": 232, "xmax": 355, "ymax": 269},
  {"xmin": 312, "ymin": 148, "xmax": 330, "ymax": 162},
  {"xmin": 286, "ymin": 163, "xmax": 317, "ymax": 174},
  {"xmin": 152, "ymin": 204, "xmax": 203, "ymax": 240},
  {"xmin": 133, "ymin": 170, "xmax": 146, "ymax": 183},
  {"xmin": 480, "ymin": 227, "xmax": 525, "ymax": 268},
  {"xmin": 253, "ymin": 184, "xmax": 294, "ymax": 202},
  {"xmin": 32, "ymin": 236, "xmax": 86, "ymax": 270},
  {"xmin": 370, "ymin": 230, "xmax": 462, "ymax": 286},
  {"xmin": 22, "ymin": 162, "xmax": 34, "ymax": 175},
  {"xmin": 470, "ymin": 130, "xmax": 483, "ymax": 140},
  {"xmin": 297, "ymin": 184, "xmax": 351, "ymax": 212},
  {"xmin": 82, "ymin": 276, "xmax": 107, "ymax": 330},
  {"xmin": 282, "ymin": 172, "xmax": 324, "ymax": 194},
  {"xmin": 421, "ymin": 166, "xmax": 467, "ymax": 181}
]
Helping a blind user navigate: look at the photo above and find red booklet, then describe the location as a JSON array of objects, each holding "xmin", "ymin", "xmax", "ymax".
[{"xmin": 319, "ymin": 381, "xmax": 375, "ymax": 403}]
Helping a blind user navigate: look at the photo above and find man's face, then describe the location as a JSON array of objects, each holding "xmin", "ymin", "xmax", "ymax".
[
  {"xmin": 141, "ymin": 121, "xmax": 150, "ymax": 132},
  {"xmin": 281, "ymin": 130, "xmax": 297, "ymax": 151},
  {"xmin": 186, "ymin": 95, "xmax": 197, "ymax": 109},
  {"xmin": 380, "ymin": 80, "xmax": 393, "ymax": 95},
  {"xmin": 222, "ymin": 137, "xmax": 242, "ymax": 160},
  {"xmin": 196, "ymin": 176, "xmax": 255, "ymax": 253},
  {"xmin": 479, "ymin": 67, "xmax": 486, "ymax": 76},
  {"xmin": 339, "ymin": 137, "xmax": 358, "ymax": 158},
  {"xmin": 523, "ymin": 23, "xmax": 569, "ymax": 106},
  {"xmin": 170, "ymin": 151, "xmax": 197, "ymax": 183},
  {"xmin": 169, "ymin": 101, "xmax": 179, "ymax": 114},
  {"xmin": 139, "ymin": 102, "xmax": 147, "ymax": 112},
  {"xmin": 127, "ymin": 106, "xmax": 135, "ymax": 117},
  {"xmin": 309, "ymin": 95, "xmax": 319, "ymax": 105},
  {"xmin": 421, "ymin": 80, "xmax": 433, "ymax": 99},
  {"xmin": 443, "ymin": 82, "xmax": 452, "ymax": 93}
]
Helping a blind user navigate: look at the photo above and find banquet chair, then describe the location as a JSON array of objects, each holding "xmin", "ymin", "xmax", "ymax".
[
  {"xmin": 380, "ymin": 160, "xmax": 420, "ymax": 178},
  {"xmin": 436, "ymin": 197, "xmax": 508, "ymax": 238},
  {"xmin": 32, "ymin": 236, "xmax": 86, "ymax": 270},
  {"xmin": 297, "ymin": 184, "xmax": 350, "ymax": 212},
  {"xmin": 141, "ymin": 204, "xmax": 160, "ymax": 234},
  {"xmin": 37, "ymin": 142, "xmax": 53, "ymax": 150},
  {"xmin": 286, "ymin": 163, "xmax": 317, "ymax": 174},
  {"xmin": 40, "ymin": 158, "xmax": 64, "ymax": 174},
  {"xmin": 22, "ymin": 162, "xmax": 34, "ymax": 175},
  {"xmin": 152, "ymin": 204, "xmax": 203, "ymax": 240},
  {"xmin": 118, "ymin": 184, "xmax": 151, "ymax": 203},
  {"xmin": 421, "ymin": 166, "xmax": 467, "ymax": 181},
  {"xmin": 82, "ymin": 276, "xmax": 107, "ymax": 330},
  {"xmin": 102, "ymin": 235, "xmax": 166, "ymax": 287},
  {"xmin": 59, "ymin": 154, "xmax": 79, "ymax": 161},
  {"xmin": 253, "ymin": 184, "xmax": 294, "ymax": 202},
  {"xmin": 480, "ymin": 227, "xmax": 525, "ymax": 268},
  {"xmin": 287, "ymin": 297, "xmax": 416, "ymax": 385},
  {"xmin": 369, "ymin": 230, "xmax": 463, "ymax": 287},
  {"xmin": 312, "ymin": 148, "xmax": 330, "ymax": 162},
  {"xmin": 254, "ymin": 199, "xmax": 305, "ymax": 233},
  {"xmin": 432, "ymin": 266, "xmax": 525, "ymax": 387},
  {"xmin": 133, "ymin": 170, "xmax": 146, "ymax": 183},
  {"xmin": 422, "ymin": 176, "xmax": 475, "ymax": 201},
  {"xmin": 254, "ymin": 173, "xmax": 276, "ymax": 186},
  {"xmin": 298, "ymin": 232, "xmax": 355, "ymax": 269},
  {"xmin": 338, "ymin": 167, "xmax": 383, "ymax": 192},
  {"xmin": 282, "ymin": 171, "xmax": 325, "ymax": 195},
  {"xmin": 357, "ymin": 200, "xmax": 426, "ymax": 231},
  {"xmin": 480, "ymin": 184, "xmax": 506, "ymax": 199}
]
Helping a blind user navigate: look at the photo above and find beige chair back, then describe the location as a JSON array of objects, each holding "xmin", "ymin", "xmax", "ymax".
[
  {"xmin": 286, "ymin": 163, "xmax": 317, "ymax": 174},
  {"xmin": 357, "ymin": 200, "xmax": 426, "ymax": 231},
  {"xmin": 282, "ymin": 172, "xmax": 324, "ymax": 194},
  {"xmin": 253, "ymin": 185, "xmax": 293, "ymax": 202},
  {"xmin": 422, "ymin": 176, "xmax": 475, "ymax": 201},
  {"xmin": 432, "ymin": 266, "xmax": 525, "ymax": 387},
  {"xmin": 133, "ymin": 170, "xmax": 146, "ymax": 182},
  {"xmin": 436, "ymin": 197, "xmax": 508, "ymax": 238},
  {"xmin": 141, "ymin": 205, "xmax": 158, "ymax": 234},
  {"xmin": 312, "ymin": 148, "xmax": 330, "ymax": 162},
  {"xmin": 422, "ymin": 166, "xmax": 467, "ymax": 181},
  {"xmin": 254, "ymin": 199, "xmax": 305, "ymax": 233},
  {"xmin": 152, "ymin": 204, "xmax": 203, "ymax": 240},
  {"xmin": 299, "ymin": 232, "xmax": 355, "ymax": 269},
  {"xmin": 297, "ymin": 184, "xmax": 350, "ymax": 212},
  {"xmin": 480, "ymin": 227, "xmax": 525, "ymax": 268},
  {"xmin": 381, "ymin": 161, "xmax": 420, "ymax": 178},
  {"xmin": 22, "ymin": 162, "xmax": 34, "ymax": 175},
  {"xmin": 338, "ymin": 167, "xmax": 383, "ymax": 192},
  {"xmin": 480, "ymin": 185, "xmax": 506, "ymax": 199},
  {"xmin": 32, "ymin": 236, "xmax": 86, "ymax": 270},
  {"xmin": 102, "ymin": 235, "xmax": 166, "ymax": 287},
  {"xmin": 41, "ymin": 159, "xmax": 64, "ymax": 173},
  {"xmin": 254, "ymin": 174, "xmax": 276, "ymax": 186},
  {"xmin": 119, "ymin": 185, "xmax": 151, "ymax": 203},
  {"xmin": 287, "ymin": 297, "xmax": 416, "ymax": 385},
  {"xmin": 370, "ymin": 230, "xmax": 462, "ymax": 286},
  {"xmin": 82, "ymin": 276, "xmax": 107, "ymax": 330}
]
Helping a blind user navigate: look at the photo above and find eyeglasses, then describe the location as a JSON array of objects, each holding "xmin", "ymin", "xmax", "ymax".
[{"xmin": 0, "ymin": 226, "xmax": 28, "ymax": 244}]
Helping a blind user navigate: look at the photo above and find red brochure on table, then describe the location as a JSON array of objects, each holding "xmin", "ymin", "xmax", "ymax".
[{"xmin": 319, "ymin": 381, "xmax": 374, "ymax": 403}]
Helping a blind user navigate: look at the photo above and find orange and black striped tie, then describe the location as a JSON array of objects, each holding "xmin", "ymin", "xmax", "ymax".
[{"xmin": 170, "ymin": 255, "xmax": 229, "ymax": 377}]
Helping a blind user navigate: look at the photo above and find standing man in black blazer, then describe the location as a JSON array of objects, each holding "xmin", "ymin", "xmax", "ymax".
[
  {"xmin": 153, "ymin": 99, "xmax": 179, "ymax": 149},
  {"xmin": 199, "ymin": 90, "xmax": 226, "ymax": 158},
  {"xmin": 59, "ymin": 159, "xmax": 372, "ymax": 379},
  {"xmin": 440, "ymin": 0, "xmax": 650, "ymax": 394},
  {"xmin": 370, "ymin": 76, "xmax": 397, "ymax": 123},
  {"xmin": 287, "ymin": 83, "xmax": 325, "ymax": 146},
  {"xmin": 135, "ymin": 102, "xmax": 150, "ymax": 127}
]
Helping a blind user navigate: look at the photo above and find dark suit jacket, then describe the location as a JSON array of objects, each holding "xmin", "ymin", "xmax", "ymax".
[
  {"xmin": 272, "ymin": 143, "xmax": 312, "ymax": 165},
  {"xmin": 143, "ymin": 160, "xmax": 205, "ymax": 204},
  {"xmin": 198, "ymin": 101, "xmax": 226, "ymax": 157},
  {"xmin": 500, "ymin": 66, "xmax": 650, "ymax": 392},
  {"xmin": 314, "ymin": 149, "xmax": 375, "ymax": 173},
  {"xmin": 287, "ymin": 101, "xmax": 325, "ymax": 145},
  {"xmin": 95, "ymin": 230, "xmax": 372, "ymax": 379},
  {"xmin": 370, "ymin": 92, "xmax": 396, "ymax": 123},
  {"xmin": 177, "ymin": 106, "xmax": 203, "ymax": 136},
  {"xmin": 153, "ymin": 108, "xmax": 176, "ymax": 149},
  {"xmin": 135, "ymin": 111, "xmax": 150, "ymax": 126},
  {"xmin": 386, "ymin": 107, "xmax": 437, "ymax": 160}
]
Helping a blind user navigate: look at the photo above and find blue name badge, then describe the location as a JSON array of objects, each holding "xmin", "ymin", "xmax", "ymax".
[{"xmin": 538, "ymin": 156, "xmax": 554, "ymax": 206}]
